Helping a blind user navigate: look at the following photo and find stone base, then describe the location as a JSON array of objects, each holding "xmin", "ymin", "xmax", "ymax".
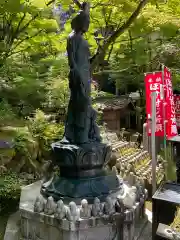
[
  {"xmin": 51, "ymin": 141, "xmax": 112, "ymax": 177},
  {"xmin": 41, "ymin": 174, "xmax": 123, "ymax": 204},
  {"xmin": 4, "ymin": 211, "xmax": 148, "ymax": 240},
  {"xmin": 41, "ymin": 141, "xmax": 122, "ymax": 204},
  {"xmin": 18, "ymin": 181, "xmax": 147, "ymax": 240}
]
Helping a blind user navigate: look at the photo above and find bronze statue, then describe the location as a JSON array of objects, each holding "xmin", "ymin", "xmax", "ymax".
[
  {"xmin": 62, "ymin": 2, "xmax": 101, "ymax": 144},
  {"xmin": 41, "ymin": 2, "xmax": 122, "ymax": 203}
]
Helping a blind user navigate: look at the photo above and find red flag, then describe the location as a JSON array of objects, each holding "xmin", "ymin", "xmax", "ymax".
[
  {"xmin": 174, "ymin": 95, "xmax": 180, "ymax": 129},
  {"xmin": 164, "ymin": 67, "xmax": 178, "ymax": 138},
  {"xmin": 145, "ymin": 72, "xmax": 164, "ymax": 136}
]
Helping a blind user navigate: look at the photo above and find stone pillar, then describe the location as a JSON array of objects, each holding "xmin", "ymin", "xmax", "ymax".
[{"xmin": 143, "ymin": 123, "xmax": 149, "ymax": 152}]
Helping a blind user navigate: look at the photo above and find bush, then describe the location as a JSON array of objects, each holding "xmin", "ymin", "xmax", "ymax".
[
  {"xmin": 0, "ymin": 100, "xmax": 16, "ymax": 126},
  {"xmin": 11, "ymin": 128, "xmax": 39, "ymax": 173},
  {"xmin": 2, "ymin": 110, "xmax": 64, "ymax": 175},
  {"xmin": 0, "ymin": 171, "xmax": 21, "ymax": 215},
  {"xmin": 28, "ymin": 109, "xmax": 64, "ymax": 160},
  {"xmin": 43, "ymin": 78, "xmax": 69, "ymax": 112}
]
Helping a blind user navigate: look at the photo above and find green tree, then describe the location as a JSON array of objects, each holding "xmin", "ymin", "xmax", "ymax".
[
  {"xmin": 108, "ymin": 0, "xmax": 180, "ymax": 96},
  {"xmin": 0, "ymin": 0, "xmax": 60, "ymax": 65}
]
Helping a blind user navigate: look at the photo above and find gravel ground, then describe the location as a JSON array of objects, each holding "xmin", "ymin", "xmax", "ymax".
[
  {"xmin": 139, "ymin": 222, "xmax": 152, "ymax": 240},
  {"xmin": 138, "ymin": 208, "xmax": 152, "ymax": 240}
]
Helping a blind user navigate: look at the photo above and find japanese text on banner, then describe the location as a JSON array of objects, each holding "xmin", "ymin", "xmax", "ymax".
[
  {"xmin": 164, "ymin": 67, "xmax": 178, "ymax": 137},
  {"xmin": 145, "ymin": 72, "xmax": 164, "ymax": 136},
  {"xmin": 174, "ymin": 95, "xmax": 180, "ymax": 129}
]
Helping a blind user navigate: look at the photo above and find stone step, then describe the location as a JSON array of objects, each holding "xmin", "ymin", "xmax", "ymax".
[{"xmin": 117, "ymin": 150, "xmax": 143, "ymax": 163}]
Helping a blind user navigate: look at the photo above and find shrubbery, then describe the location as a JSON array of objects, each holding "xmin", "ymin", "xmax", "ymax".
[
  {"xmin": 5, "ymin": 110, "xmax": 64, "ymax": 175},
  {"xmin": 0, "ymin": 171, "xmax": 21, "ymax": 215},
  {"xmin": 28, "ymin": 109, "xmax": 64, "ymax": 161},
  {"xmin": 0, "ymin": 100, "xmax": 16, "ymax": 126}
]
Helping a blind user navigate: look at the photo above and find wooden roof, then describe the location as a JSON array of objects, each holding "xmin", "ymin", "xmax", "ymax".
[{"xmin": 93, "ymin": 96, "xmax": 135, "ymax": 111}]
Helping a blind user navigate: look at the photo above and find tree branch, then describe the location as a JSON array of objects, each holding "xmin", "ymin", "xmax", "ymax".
[
  {"xmin": 14, "ymin": 13, "xmax": 26, "ymax": 38},
  {"xmin": 18, "ymin": 16, "xmax": 37, "ymax": 36},
  {"xmin": 107, "ymin": 0, "xmax": 149, "ymax": 45},
  {"xmin": 7, "ymin": 30, "xmax": 43, "ymax": 58},
  {"xmin": 46, "ymin": 0, "xmax": 55, "ymax": 6},
  {"xmin": 18, "ymin": 0, "xmax": 57, "ymax": 37},
  {"xmin": 107, "ymin": 42, "xmax": 114, "ymax": 62},
  {"xmin": 91, "ymin": 0, "xmax": 149, "ymax": 70}
]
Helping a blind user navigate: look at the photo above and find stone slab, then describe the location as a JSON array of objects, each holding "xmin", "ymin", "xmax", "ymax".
[
  {"xmin": 19, "ymin": 180, "xmax": 42, "ymax": 211},
  {"xmin": 156, "ymin": 223, "xmax": 174, "ymax": 239},
  {"xmin": 3, "ymin": 212, "xmax": 20, "ymax": 240}
]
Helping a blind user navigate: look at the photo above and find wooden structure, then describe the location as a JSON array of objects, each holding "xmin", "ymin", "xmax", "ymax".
[{"xmin": 93, "ymin": 96, "xmax": 141, "ymax": 132}]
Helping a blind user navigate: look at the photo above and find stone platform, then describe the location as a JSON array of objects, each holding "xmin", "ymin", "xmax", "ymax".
[{"xmin": 17, "ymin": 181, "xmax": 147, "ymax": 240}]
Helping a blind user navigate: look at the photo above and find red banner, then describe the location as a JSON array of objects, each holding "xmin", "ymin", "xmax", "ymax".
[
  {"xmin": 145, "ymin": 68, "xmax": 178, "ymax": 138},
  {"xmin": 164, "ymin": 67, "xmax": 178, "ymax": 138},
  {"xmin": 174, "ymin": 95, "xmax": 180, "ymax": 129},
  {"xmin": 145, "ymin": 72, "xmax": 164, "ymax": 136}
]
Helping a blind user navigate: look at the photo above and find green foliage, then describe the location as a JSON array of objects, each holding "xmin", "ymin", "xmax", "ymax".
[
  {"xmin": 96, "ymin": 110, "xmax": 103, "ymax": 126},
  {"xmin": 44, "ymin": 78, "xmax": 69, "ymax": 110},
  {"xmin": 0, "ymin": 59, "xmax": 46, "ymax": 117},
  {"xmin": 12, "ymin": 127, "xmax": 39, "ymax": 171},
  {"xmin": 28, "ymin": 109, "xmax": 64, "ymax": 158},
  {"xmin": 106, "ymin": 0, "xmax": 180, "ymax": 96},
  {"xmin": 0, "ymin": 0, "xmax": 59, "ymax": 64},
  {"xmin": 5, "ymin": 110, "xmax": 64, "ymax": 174},
  {"xmin": 91, "ymin": 89, "xmax": 114, "ymax": 99},
  {"xmin": 0, "ymin": 0, "xmax": 179, "ymax": 180},
  {"xmin": 0, "ymin": 171, "xmax": 21, "ymax": 214},
  {"xmin": 0, "ymin": 100, "xmax": 16, "ymax": 125}
]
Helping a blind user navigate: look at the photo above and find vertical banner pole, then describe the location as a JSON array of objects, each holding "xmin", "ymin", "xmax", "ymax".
[
  {"xmin": 162, "ymin": 64, "xmax": 167, "ymax": 164},
  {"xmin": 151, "ymin": 91, "xmax": 157, "ymax": 194}
]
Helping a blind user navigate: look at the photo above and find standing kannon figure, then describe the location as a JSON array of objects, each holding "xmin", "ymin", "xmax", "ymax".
[{"xmin": 63, "ymin": 2, "xmax": 101, "ymax": 145}]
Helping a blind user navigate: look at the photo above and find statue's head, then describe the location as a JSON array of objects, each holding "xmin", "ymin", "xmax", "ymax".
[
  {"xmin": 106, "ymin": 196, "xmax": 112, "ymax": 205},
  {"xmin": 82, "ymin": 2, "xmax": 90, "ymax": 14},
  {"xmin": 35, "ymin": 196, "xmax": 40, "ymax": 203},
  {"xmin": 71, "ymin": 2, "xmax": 90, "ymax": 33},
  {"xmin": 81, "ymin": 199, "xmax": 88, "ymax": 208},
  {"xmin": 94, "ymin": 197, "xmax": 100, "ymax": 205},
  {"xmin": 47, "ymin": 196, "xmax": 53, "ymax": 206},
  {"xmin": 69, "ymin": 201, "xmax": 77, "ymax": 214},
  {"xmin": 57, "ymin": 200, "xmax": 64, "ymax": 208}
]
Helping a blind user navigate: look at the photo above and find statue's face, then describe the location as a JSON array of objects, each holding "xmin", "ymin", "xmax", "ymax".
[
  {"xmin": 81, "ymin": 199, "xmax": 88, "ymax": 208},
  {"xmin": 57, "ymin": 200, "xmax": 63, "ymax": 208},
  {"xmin": 69, "ymin": 202, "xmax": 76, "ymax": 213},
  {"xmin": 94, "ymin": 198, "xmax": 100, "ymax": 205},
  {"xmin": 47, "ymin": 196, "xmax": 53, "ymax": 205},
  {"xmin": 106, "ymin": 197, "xmax": 111, "ymax": 205}
]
